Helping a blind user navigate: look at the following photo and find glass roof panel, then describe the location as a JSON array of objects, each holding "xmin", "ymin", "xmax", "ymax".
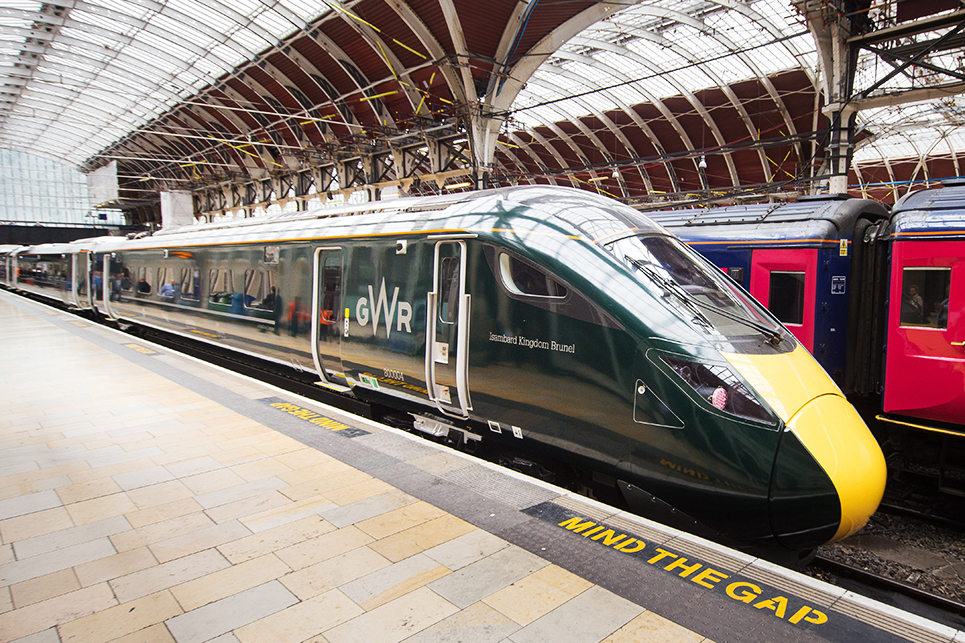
[
  {"xmin": 284, "ymin": 0, "xmax": 328, "ymax": 23},
  {"xmin": 0, "ymin": 0, "xmax": 956, "ymax": 185},
  {"xmin": 59, "ymin": 25, "xmax": 117, "ymax": 47},
  {"xmin": 0, "ymin": 2, "xmax": 42, "ymax": 27},
  {"xmin": 192, "ymin": 56, "xmax": 227, "ymax": 81},
  {"xmin": 223, "ymin": 0, "xmax": 265, "ymax": 16},
  {"xmin": 208, "ymin": 42, "xmax": 254, "ymax": 69},
  {"xmin": 84, "ymin": 0, "xmax": 148, "ymax": 18},
  {"xmin": 0, "ymin": 0, "xmax": 321, "ymax": 174},
  {"xmin": 150, "ymin": 13, "xmax": 210, "ymax": 47},
  {"xmin": 228, "ymin": 28, "xmax": 273, "ymax": 54},
  {"xmin": 167, "ymin": 0, "xmax": 235, "ymax": 34},
  {"xmin": 254, "ymin": 8, "xmax": 297, "ymax": 34},
  {"xmin": 69, "ymin": 9, "xmax": 132, "ymax": 34},
  {"xmin": 514, "ymin": 0, "xmax": 817, "ymax": 130},
  {"xmin": 854, "ymin": 97, "xmax": 965, "ymax": 163},
  {"xmin": 132, "ymin": 30, "xmax": 195, "ymax": 63}
]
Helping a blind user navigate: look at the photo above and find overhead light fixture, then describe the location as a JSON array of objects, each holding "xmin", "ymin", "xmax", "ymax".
[
  {"xmin": 611, "ymin": 168, "xmax": 619, "ymax": 178},
  {"xmin": 698, "ymin": 155, "xmax": 707, "ymax": 169}
]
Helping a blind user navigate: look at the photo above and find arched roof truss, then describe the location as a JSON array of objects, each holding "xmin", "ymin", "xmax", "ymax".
[{"xmin": 2, "ymin": 0, "xmax": 964, "ymax": 221}]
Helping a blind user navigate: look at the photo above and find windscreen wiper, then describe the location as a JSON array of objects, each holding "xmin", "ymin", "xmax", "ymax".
[
  {"xmin": 629, "ymin": 259, "xmax": 714, "ymax": 332},
  {"xmin": 629, "ymin": 258, "xmax": 784, "ymax": 345}
]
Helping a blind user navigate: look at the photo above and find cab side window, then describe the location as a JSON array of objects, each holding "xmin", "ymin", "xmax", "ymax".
[
  {"xmin": 499, "ymin": 253, "xmax": 568, "ymax": 298},
  {"xmin": 900, "ymin": 268, "xmax": 951, "ymax": 329},
  {"xmin": 486, "ymin": 246, "xmax": 622, "ymax": 330}
]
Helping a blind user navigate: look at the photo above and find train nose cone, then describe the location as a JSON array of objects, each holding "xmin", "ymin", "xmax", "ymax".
[{"xmin": 769, "ymin": 394, "xmax": 887, "ymax": 549}]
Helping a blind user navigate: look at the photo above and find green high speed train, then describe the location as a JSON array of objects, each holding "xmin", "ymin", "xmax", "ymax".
[{"xmin": 2, "ymin": 186, "xmax": 886, "ymax": 559}]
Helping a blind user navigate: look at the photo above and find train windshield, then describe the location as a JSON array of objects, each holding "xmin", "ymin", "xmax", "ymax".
[{"xmin": 604, "ymin": 234, "xmax": 786, "ymax": 345}]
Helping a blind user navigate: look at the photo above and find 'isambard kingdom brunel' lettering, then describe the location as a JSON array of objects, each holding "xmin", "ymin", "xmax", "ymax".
[
  {"xmin": 557, "ymin": 516, "xmax": 828, "ymax": 627},
  {"xmin": 489, "ymin": 332, "xmax": 575, "ymax": 354}
]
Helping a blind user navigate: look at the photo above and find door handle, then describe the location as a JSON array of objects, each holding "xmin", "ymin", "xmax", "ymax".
[{"xmin": 952, "ymin": 341, "xmax": 964, "ymax": 347}]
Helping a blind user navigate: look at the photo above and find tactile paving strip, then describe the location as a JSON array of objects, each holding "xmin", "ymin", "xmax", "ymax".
[
  {"xmin": 552, "ymin": 495, "xmax": 617, "ymax": 522},
  {"xmin": 741, "ymin": 561, "xmax": 844, "ymax": 608},
  {"xmin": 832, "ymin": 592, "xmax": 959, "ymax": 643}
]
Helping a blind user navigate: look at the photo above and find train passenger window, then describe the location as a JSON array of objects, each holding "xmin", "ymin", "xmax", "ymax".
[
  {"xmin": 156, "ymin": 267, "xmax": 178, "ymax": 300},
  {"xmin": 768, "ymin": 271, "xmax": 805, "ymax": 325},
  {"xmin": 136, "ymin": 267, "xmax": 151, "ymax": 294},
  {"xmin": 244, "ymin": 269, "xmax": 276, "ymax": 310},
  {"xmin": 180, "ymin": 268, "xmax": 200, "ymax": 300},
  {"xmin": 208, "ymin": 269, "xmax": 233, "ymax": 304},
  {"xmin": 439, "ymin": 257, "xmax": 460, "ymax": 324},
  {"xmin": 900, "ymin": 268, "xmax": 951, "ymax": 329},
  {"xmin": 119, "ymin": 268, "xmax": 134, "ymax": 292},
  {"xmin": 499, "ymin": 253, "xmax": 568, "ymax": 298}
]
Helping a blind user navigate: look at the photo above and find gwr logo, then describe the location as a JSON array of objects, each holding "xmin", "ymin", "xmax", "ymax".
[{"xmin": 356, "ymin": 279, "xmax": 413, "ymax": 337}]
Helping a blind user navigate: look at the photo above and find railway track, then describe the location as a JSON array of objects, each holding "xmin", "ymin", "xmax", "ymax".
[{"xmin": 810, "ymin": 554, "xmax": 965, "ymax": 629}]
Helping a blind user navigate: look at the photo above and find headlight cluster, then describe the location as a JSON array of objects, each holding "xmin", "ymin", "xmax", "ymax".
[{"xmin": 660, "ymin": 355, "xmax": 776, "ymax": 426}]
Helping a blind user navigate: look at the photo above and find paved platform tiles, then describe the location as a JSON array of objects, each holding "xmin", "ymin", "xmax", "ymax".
[{"xmin": 0, "ymin": 289, "xmax": 962, "ymax": 643}]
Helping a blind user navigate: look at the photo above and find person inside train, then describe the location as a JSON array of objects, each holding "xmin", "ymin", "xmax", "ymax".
[
  {"xmin": 137, "ymin": 276, "xmax": 151, "ymax": 295},
  {"xmin": 288, "ymin": 297, "xmax": 303, "ymax": 337},
  {"xmin": 270, "ymin": 288, "xmax": 282, "ymax": 335},
  {"xmin": 158, "ymin": 279, "xmax": 176, "ymax": 300},
  {"xmin": 230, "ymin": 291, "xmax": 244, "ymax": 315},
  {"xmin": 901, "ymin": 284, "xmax": 924, "ymax": 324},
  {"xmin": 261, "ymin": 286, "xmax": 277, "ymax": 311}
]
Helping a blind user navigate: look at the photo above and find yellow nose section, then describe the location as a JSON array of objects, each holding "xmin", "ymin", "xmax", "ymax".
[
  {"xmin": 724, "ymin": 345, "xmax": 887, "ymax": 542},
  {"xmin": 723, "ymin": 345, "xmax": 843, "ymax": 422},
  {"xmin": 786, "ymin": 395, "xmax": 887, "ymax": 541}
]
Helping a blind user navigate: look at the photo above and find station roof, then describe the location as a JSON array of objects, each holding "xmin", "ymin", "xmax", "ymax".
[{"xmin": 1, "ymin": 0, "xmax": 963, "ymax": 216}]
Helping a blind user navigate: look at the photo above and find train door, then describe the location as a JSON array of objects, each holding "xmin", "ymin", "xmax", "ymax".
[
  {"xmin": 883, "ymin": 240, "xmax": 964, "ymax": 425},
  {"xmin": 57, "ymin": 254, "xmax": 73, "ymax": 307},
  {"xmin": 425, "ymin": 240, "xmax": 471, "ymax": 418},
  {"xmin": 749, "ymin": 249, "xmax": 817, "ymax": 352},
  {"xmin": 100, "ymin": 254, "xmax": 121, "ymax": 320},
  {"xmin": 311, "ymin": 247, "xmax": 347, "ymax": 388},
  {"xmin": 74, "ymin": 251, "xmax": 91, "ymax": 309}
]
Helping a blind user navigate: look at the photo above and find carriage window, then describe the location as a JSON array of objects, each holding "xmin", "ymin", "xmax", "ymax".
[
  {"xmin": 439, "ymin": 257, "xmax": 460, "ymax": 324},
  {"xmin": 499, "ymin": 253, "xmax": 568, "ymax": 298},
  {"xmin": 208, "ymin": 268, "xmax": 233, "ymax": 304},
  {"xmin": 120, "ymin": 268, "xmax": 134, "ymax": 292},
  {"xmin": 136, "ymin": 267, "xmax": 151, "ymax": 294},
  {"xmin": 768, "ymin": 271, "xmax": 805, "ymax": 325},
  {"xmin": 157, "ymin": 267, "xmax": 177, "ymax": 300},
  {"xmin": 180, "ymin": 268, "xmax": 200, "ymax": 300},
  {"xmin": 900, "ymin": 268, "xmax": 951, "ymax": 329},
  {"xmin": 244, "ymin": 269, "xmax": 276, "ymax": 310}
]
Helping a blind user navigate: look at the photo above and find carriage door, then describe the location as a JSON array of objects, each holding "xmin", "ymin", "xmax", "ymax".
[
  {"xmin": 74, "ymin": 251, "xmax": 91, "ymax": 309},
  {"xmin": 749, "ymin": 249, "xmax": 817, "ymax": 352},
  {"xmin": 311, "ymin": 248, "xmax": 348, "ymax": 389},
  {"xmin": 426, "ymin": 240, "xmax": 472, "ymax": 418},
  {"xmin": 883, "ymin": 240, "xmax": 964, "ymax": 425}
]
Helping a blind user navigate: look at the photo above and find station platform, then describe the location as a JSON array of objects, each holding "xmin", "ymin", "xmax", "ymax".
[{"xmin": 0, "ymin": 289, "xmax": 961, "ymax": 643}]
